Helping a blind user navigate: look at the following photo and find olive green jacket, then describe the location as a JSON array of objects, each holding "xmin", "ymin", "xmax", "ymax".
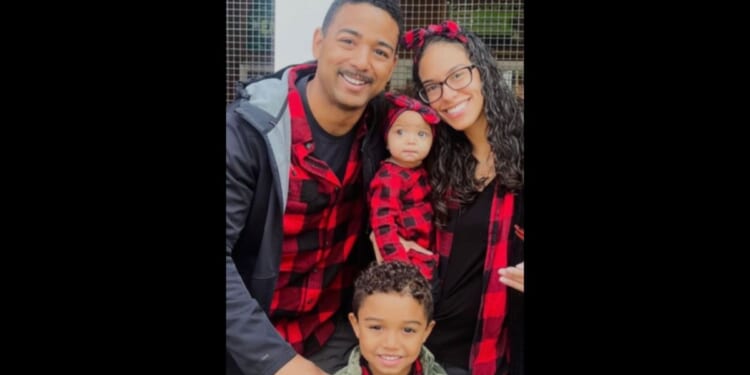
[{"xmin": 333, "ymin": 346, "xmax": 447, "ymax": 375}]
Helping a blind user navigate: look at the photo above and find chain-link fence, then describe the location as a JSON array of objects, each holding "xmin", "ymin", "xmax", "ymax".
[
  {"xmin": 226, "ymin": 0, "xmax": 523, "ymax": 103},
  {"xmin": 226, "ymin": 0, "xmax": 274, "ymax": 102}
]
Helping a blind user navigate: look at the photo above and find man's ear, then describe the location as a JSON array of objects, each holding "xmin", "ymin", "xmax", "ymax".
[
  {"xmin": 348, "ymin": 312, "xmax": 360, "ymax": 339},
  {"xmin": 312, "ymin": 27, "xmax": 324, "ymax": 60}
]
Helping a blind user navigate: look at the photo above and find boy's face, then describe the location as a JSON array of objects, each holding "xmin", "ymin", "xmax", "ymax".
[
  {"xmin": 386, "ymin": 111, "xmax": 433, "ymax": 168},
  {"xmin": 348, "ymin": 292, "xmax": 435, "ymax": 375},
  {"xmin": 311, "ymin": 2, "xmax": 399, "ymax": 112}
]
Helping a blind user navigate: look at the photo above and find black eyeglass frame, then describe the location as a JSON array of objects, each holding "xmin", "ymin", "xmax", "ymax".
[{"xmin": 418, "ymin": 65, "xmax": 477, "ymax": 103}]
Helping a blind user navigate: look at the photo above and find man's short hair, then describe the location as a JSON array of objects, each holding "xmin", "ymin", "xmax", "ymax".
[{"xmin": 321, "ymin": 0, "xmax": 404, "ymax": 42}]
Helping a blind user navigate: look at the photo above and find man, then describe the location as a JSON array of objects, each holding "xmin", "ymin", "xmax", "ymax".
[{"xmin": 226, "ymin": 1, "xmax": 403, "ymax": 374}]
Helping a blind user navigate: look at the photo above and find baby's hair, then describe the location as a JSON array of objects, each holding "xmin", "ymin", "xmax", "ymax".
[{"xmin": 352, "ymin": 261, "xmax": 433, "ymax": 321}]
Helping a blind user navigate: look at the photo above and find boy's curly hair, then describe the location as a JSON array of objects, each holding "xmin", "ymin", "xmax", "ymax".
[{"xmin": 352, "ymin": 261, "xmax": 433, "ymax": 321}]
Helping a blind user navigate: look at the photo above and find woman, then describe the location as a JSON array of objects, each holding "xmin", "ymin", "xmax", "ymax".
[{"xmin": 402, "ymin": 20, "xmax": 524, "ymax": 375}]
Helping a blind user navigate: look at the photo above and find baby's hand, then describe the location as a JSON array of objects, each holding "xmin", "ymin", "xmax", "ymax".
[{"xmin": 400, "ymin": 237, "xmax": 434, "ymax": 256}]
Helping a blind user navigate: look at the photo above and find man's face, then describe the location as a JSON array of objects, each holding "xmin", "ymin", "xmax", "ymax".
[
  {"xmin": 348, "ymin": 292, "xmax": 435, "ymax": 375},
  {"xmin": 311, "ymin": 2, "xmax": 399, "ymax": 111}
]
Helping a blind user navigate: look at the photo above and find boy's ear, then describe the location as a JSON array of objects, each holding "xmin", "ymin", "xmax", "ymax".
[
  {"xmin": 348, "ymin": 312, "xmax": 361, "ymax": 339},
  {"xmin": 423, "ymin": 320, "xmax": 436, "ymax": 343}
]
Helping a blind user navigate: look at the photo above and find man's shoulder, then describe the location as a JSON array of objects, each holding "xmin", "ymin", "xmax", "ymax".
[
  {"xmin": 232, "ymin": 63, "xmax": 311, "ymax": 120},
  {"xmin": 226, "ymin": 100, "xmax": 267, "ymax": 138},
  {"xmin": 227, "ymin": 77, "xmax": 289, "ymax": 135},
  {"xmin": 226, "ymin": 99, "xmax": 271, "ymax": 156}
]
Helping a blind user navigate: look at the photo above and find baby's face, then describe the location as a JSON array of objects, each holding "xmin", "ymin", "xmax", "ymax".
[
  {"xmin": 386, "ymin": 110, "xmax": 433, "ymax": 168},
  {"xmin": 348, "ymin": 292, "xmax": 435, "ymax": 375}
]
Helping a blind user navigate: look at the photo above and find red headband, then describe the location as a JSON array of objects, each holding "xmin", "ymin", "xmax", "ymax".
[
  {"xmin": 401, "ymin": 20, "xmax": 468, "ymax": 63},
  {"xmin": 384, "ymin": 92, "xmax": 440, "ymax": 139}
]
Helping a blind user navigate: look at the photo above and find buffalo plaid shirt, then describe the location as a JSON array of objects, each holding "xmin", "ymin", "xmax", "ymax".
[
  {"xmin": 435, "ymin": 183, "xmax": 517, "ymax": 375},
  {"xmin": 368, "ymin": 160, "xmax": 437, "ymax": 280},
  {"xmin": 269, "ymin": 64, "xmax": 367, "ymax": 354}
]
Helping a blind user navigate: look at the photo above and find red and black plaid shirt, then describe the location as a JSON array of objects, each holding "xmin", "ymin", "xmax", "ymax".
[
  {"xmin": 368, "ymin": 160, "xmax": 437, "ymax": 280},
  {"xmin": 269, "ymin": 64, "xmax": 367, "ymax": 354},
  {"xmin": 435, "ymin": 183, "xmax": 517, "ymax": 375}
]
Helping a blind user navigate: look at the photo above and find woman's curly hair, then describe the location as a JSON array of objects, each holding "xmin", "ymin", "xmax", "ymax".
[{"xmin": 412, "ymin": 31, "xmax": 524, "ymax": 227}]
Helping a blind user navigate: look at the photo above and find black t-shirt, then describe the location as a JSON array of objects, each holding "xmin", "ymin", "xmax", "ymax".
[
  {"xmin": 296, "ymin": 73, "xmax": 356, "ymax": 183},
  {"xmin": 425, "ymin": 182, "xmax": 495, "ymax": 370}
]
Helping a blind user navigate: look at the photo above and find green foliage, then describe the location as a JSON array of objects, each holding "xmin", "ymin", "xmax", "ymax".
[{"xmin": 449, "ymin": 7, "xmax": 522, "ymax": 37}]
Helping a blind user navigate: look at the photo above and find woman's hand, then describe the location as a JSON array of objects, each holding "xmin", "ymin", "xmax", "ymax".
[{"xmin": 498, "ymin": 261, "xmax": 524, "ymax": 293}]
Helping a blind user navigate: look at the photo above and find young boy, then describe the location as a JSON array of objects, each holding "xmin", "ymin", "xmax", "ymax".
[
  {"xmin": 368, "ymin": 92, "xmax": 441, "ymax": 281},
  {"xmin": 336, "ymin": 261, "xmax": 447, "ymax": 375}
]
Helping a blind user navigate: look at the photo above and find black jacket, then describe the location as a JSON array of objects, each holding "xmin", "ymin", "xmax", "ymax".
[{"xmin": 225, "ymin": 64, "xmax": 387, "ymax": 375}]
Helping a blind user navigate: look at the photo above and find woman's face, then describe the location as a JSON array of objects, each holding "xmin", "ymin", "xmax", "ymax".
[{"xmin": 418, "ymin": 41, "xmax": 486, "ymax": 132}]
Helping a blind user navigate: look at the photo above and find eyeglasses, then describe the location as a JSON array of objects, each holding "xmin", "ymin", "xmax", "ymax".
[{"xmin": 418, "ymin": 65, "xmax": 477, "ymax": 103}]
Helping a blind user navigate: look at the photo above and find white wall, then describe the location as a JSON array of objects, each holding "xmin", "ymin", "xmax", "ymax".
[{"xmin": 274, "ymin": 0, "xmax": 334, "ymax": 70}]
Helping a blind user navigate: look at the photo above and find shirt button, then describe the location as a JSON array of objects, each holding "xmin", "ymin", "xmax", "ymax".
[{"xmin": 305, "ymin": 142, "xmax": 312, "ymax": 149}]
